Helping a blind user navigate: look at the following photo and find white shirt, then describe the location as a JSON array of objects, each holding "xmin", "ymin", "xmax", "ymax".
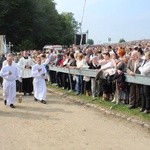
[
  {"xmin": 76, "ymin": 59, "xmax": 89, "ymax": 69},
  {"xmin": 139, "ymin": 60, "xmax": 150, "ymax": 76},
  {"xmin": 32, "ymin": 64, "xmax": 46, "ymax": 79},
  {"xmin": 0, "ymin": 64, "xmax": 20, "ymax": 81},
  {"xmin": 18, "ymin": 57, "xmax": 34, "ymax": 78},
  {"xmin": 2, "ymin": 60, "xmax": 16, "ymax": 67}
]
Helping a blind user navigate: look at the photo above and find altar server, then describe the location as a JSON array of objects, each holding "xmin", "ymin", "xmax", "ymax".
[
  {"xmin": 0, "ymin": 53, "xmax": 21, "ymax": 108},
  {"xmin": 32, "ymin": 55, "xmax": 47, "ymax": 104}
]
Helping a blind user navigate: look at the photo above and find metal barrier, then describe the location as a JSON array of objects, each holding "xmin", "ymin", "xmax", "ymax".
[{"xmin": 49, "ymin": 66, "xmax": 150, "ymax": 86}]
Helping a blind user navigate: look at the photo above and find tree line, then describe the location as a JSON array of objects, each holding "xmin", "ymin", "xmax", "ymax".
[{"xmin": 0, "ymin": 0, "xmax": 78, "ymax": 51}]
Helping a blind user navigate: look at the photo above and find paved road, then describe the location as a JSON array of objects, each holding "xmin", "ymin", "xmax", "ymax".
[{"xmin": 0, "ymin": 88, "xmax": 150, "ymax": 150}]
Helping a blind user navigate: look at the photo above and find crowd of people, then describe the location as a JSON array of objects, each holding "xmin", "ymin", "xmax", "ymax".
[{"xmin": 0, "ymin": 40, "xmax": 150, "ymax": 114}]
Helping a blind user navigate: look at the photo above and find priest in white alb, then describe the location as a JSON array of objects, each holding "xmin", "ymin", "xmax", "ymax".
[
  {"xmin": 18, "ymin": 50, "xmax": 34, "ymax": 95},
  {"xmin": 0, "ymin": 53, "xmax": 21, "ymax": 108},
  {"xmin": 32, "ymin": 55, "xmax": 47, "ymax": 104}
]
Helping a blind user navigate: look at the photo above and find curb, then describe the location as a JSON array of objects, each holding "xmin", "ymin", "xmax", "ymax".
[{"xmin": 48, "ymin": 89, "xmax": 150, "ymax": 131}]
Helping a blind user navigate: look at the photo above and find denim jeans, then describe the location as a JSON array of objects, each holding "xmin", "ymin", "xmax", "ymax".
[{"xmin": 75, "ymin": 75, "xmax": 83, "ymax": 94}]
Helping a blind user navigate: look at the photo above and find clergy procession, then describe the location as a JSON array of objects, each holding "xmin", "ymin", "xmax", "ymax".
[
  {"xmin": 0, "ymin": 42, "xmax": 150, "ymax": 114},
  {"xmin": 0, "ymin": 50, "xmax": 47, "ymax": 108}
]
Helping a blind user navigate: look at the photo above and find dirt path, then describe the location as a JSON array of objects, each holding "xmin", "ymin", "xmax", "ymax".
[{"xmin": 0, "ymin": 87, "xmax": 150, "ymax": 150}]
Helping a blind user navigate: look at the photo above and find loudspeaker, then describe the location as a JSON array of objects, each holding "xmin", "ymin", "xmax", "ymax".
[{"xmin": 75, "ymin": 34, "xmax": 86, "ymax": 45}]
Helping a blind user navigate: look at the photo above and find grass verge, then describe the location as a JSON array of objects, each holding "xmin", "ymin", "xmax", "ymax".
[{"xmin": 48, "ymin": 84, "xmax": 150, "ymax": 123}]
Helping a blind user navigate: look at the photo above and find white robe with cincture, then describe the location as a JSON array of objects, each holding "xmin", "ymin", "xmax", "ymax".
[
  {"xmin": 18, "ymin": 57, "xmax": 34, "ymax": 78},
  {"xmin": 0, "ymin": 64, "xmax": 20, "ymax": 105},
  {"xmin": 32, "ymin": 64, "xmax": 47, "ymax": 101}
]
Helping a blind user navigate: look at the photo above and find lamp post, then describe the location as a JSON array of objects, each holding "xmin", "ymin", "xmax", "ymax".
[{"xmin": 79, "ymin": 22, "xmax": 83, "ymax": 47}]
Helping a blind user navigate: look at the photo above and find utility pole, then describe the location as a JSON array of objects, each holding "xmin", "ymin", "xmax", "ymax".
[
  {"xmin": 79, "ymin": 0, "xmax": 87, "ymax": 49},
  {"xmin": 79, "ymin": 22, "xmax": 83, "ymax": 47}
]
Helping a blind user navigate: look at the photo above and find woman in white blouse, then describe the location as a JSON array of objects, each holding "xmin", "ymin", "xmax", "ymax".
[{"xmin": 75, "ymin": 53, "xmax": 88, "ymax": 95}]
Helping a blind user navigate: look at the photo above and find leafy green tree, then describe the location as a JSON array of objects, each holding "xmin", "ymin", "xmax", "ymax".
[
  {"xmin": 58, "ymin": 12, "xmax": 78, "ymax": 46},
  {"xmin": 119, "ymin": 38, "xmax": 126, "ymax": 43},
  {"xmin": 0, "ymin": 0, "xmax": 78, "ymax": 51},
  {"xmin": 18, "ymin": 39, "xmax": 35, "ymax": 51},
  {"xmin": 0, "ymin": 0, "xmax": 36, "ymax": 47},
  {"xmin": 87, "ymin": 39, "xmax": 94, "ymax": 45}
]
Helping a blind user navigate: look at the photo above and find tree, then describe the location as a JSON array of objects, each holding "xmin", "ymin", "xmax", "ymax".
[
  {"xmin": 0, "ymin": 0, "xmax": 78, "ymax": 51},
  {"xmin": 58, "ymin": 12, "xmax": 78, "ymax": 46},
  {"xmin": 119, "ymin": 38, "xmax": 126, "ymax": 43},
  {"xmin": 0, "ymin": 0, "xmax": 36, "ymax": 48},
  {"xmin": 18, "ymin": 39, "xmax": 35, "ymax": 51},
  {"xmin": 87, "ymin": 39, "xmax": 94, "ymax": 45}
]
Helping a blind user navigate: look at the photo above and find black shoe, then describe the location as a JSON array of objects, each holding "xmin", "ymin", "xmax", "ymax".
[
  {"xmin": 76, "ymin": 92, "xmax": 81, "ymax": 95},
  {"xmin": 139, "ymin": 108, "xmax": 145, "ymax": 112},
  {"xmin": 143, "ymin": 110, "xmax": 150, "ymax": 114},
  {"xmin": 41, "ymin": 100, "xmax": 46, "ymax": 104},
  {"xmin": 34, "ymin": 97, "xmax": 38, "ymax": 101},
  {"xmin": 4, "ymin": 100, "xmax": 7, "ymax": 105},
  {"xmin": 128, "ymin": 105, "xmax": 136, "ymax": 109},
  {"xmin": 10, "ymin": 104, "xmax": 15, "ymax": 108},
  {"xmin": 29, "ymin": 93, "xmax": 33, "ymax": 96}
]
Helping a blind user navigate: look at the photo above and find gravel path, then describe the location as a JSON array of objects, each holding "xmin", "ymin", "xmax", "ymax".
[{"xmin": 0, "ymin": 88, "xmax": 150, "ymax": 150}]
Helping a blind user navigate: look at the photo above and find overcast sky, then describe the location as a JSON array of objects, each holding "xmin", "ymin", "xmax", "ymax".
[{"xmin": 54, "ymin": 0, "xmax": 150, "ymax": 44}]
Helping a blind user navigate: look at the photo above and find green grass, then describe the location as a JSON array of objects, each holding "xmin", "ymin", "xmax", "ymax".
[{"xmin": 48, "ymin": 84, "xmax": 150, "ymax": 123}]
